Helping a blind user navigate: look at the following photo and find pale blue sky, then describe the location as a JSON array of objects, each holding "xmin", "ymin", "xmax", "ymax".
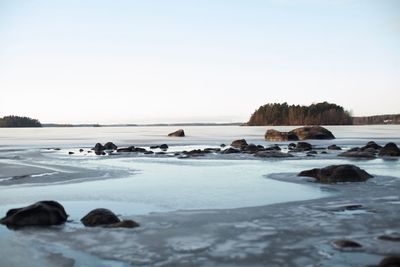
[{"xmin": 0, "ymin": 0, "xmax": 399, "ymax": 123}]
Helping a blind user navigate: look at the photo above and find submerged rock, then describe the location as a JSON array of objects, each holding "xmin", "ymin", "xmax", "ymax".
[
  {"xmin": 339, "ymin": 151, "xmax": 376, "ymax": 159},
  {"xmin": 230, "ymin": 139, "xmax": 248, "ymax": 149},
  {"xmin": 254, "ymin": 151, "xmax": 294, "ymax": 158},
  {"xmin": 221, "ymin": 147, "xmax": 241, "ymax": 154},
  {"xmin": 332, "ymin": 239, "xmax": 362, "ymax": 249},
  {"xmin": 378, "ymin": 233, "xmax": 400, "ymax": 242},
  {"xmin": 0, "ymin": 201, "xmax": 68, "ymax": 228},
  {"xmin": 265, "ymin": 129, "xmax": 298, "ymax": 142},
  {"xmin": 378, "ymin": 142, "xmax": 400, "ymax": 157},
  {"xmin": 80, "ymin": 208, "xmax": 138, "ymax": 228},
  {"xmin": 291, "ymin": 126, "xmax": 335, "ymax": 140},
  {"xmin": 298, "ymin": 164, "xmax": 373, "ymax": 183},
  {"xmin": 168, "ymin": 129, "xmax": 185, "ymax": 137}
]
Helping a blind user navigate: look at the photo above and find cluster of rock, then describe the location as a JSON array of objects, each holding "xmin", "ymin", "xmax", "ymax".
[
  {"xmin": 298, "ymin": 164, "xmax": 373, "ymax": 184},
  {"xmin": 0, "ymin": 201, "xmax": 139, "ymax": 229},
  {"xmin": 265, "ymin": 126, "xmax": 335, "ymax": 141},
  {"xmin": 339, "ymin": 141, "xmax": 400, "ymax": 159}
]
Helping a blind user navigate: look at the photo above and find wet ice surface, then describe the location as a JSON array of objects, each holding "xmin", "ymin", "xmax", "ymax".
[{"xmin": 0, "ymin": 125, "xmax": 400, "ymax": 266}]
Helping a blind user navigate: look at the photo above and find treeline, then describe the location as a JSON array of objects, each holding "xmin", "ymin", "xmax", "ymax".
[
  {"xmin": 353, "ymin": 114, "xmax": 400, "ymax": 125},
  {"xmin": 247, "ymin": 102, "xmax": 353, "ymax": 126},
  {"xmin": 0, "ymin": 115, "xmax": 42, "ymax": 127}
]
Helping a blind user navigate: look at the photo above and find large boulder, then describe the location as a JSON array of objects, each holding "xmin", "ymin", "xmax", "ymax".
[
  {"xmin": 230, "ymin": 139, "xmax": 248, "ymax": 149},
  {"xmin": 0, "ymin": 201, "xmax": 68, "ymax": 228},
  {"xmin": 168, "ymin": 129, "xmax": 185, "ymax": 137},
  {"xmin": 80, "ymin": 208, "xmax": 139, "ymax": 228},
  {"xmin": 265, "ymin": 129, "xmax": 299, "ymax": 142},
  {"xmin": 298, "ymin": 164, "xmax": 373, "ymax": 183},
  {"xmin": 291, "ymin": 126, "xmax": 335, "ymax": 140},
  {"xmin": 378, "ymin": 142, "xmax": 400, "ymax": 157}
]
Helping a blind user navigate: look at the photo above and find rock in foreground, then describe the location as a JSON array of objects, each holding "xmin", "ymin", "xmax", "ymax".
[
  {"xmin": 81, "ymin": 208, "xmax": 139, "ymax": 228},
  {"xmin": 0, "ymin": 201, "xmax": 68, "ymax": 228},
  {"xmin": 298, "ymin": 164, "xmax": 373, "ymax": 184},
  {"xmin": 168, "ymin": 129, "xmax": 185, "ymax": 137}
]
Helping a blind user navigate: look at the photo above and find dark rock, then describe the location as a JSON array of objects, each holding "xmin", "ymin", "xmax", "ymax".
[
  {"xmin": 116, "ymin": 147, "xmax": 132, "ymax": 152},
  {"xmin": 81, "ymin": 208, "xmax": 120, "ymax": 227},
  {"xmin": 220, "ymin": 144, "xmax": 226, "ymax": 148},
  {"xmin": 156, "ymin": 151, "xmax": 166, "ymax": 155},
  {"xmin": 87, "ymin": 150, "xmax": 92, "ymax": 153},
  {"xmin": 378, "ymin": 233, "xmax": 400, "ymax": 242},
  {"xmin": 150, "ymin": 145, "xmax": 159, "ymax": 149},
  {"xmin": 103, "ymin": 142, "xmax": 117, "ymax": 150},
  {"xmin": 0, "ymin": 201, "xmax": 68, "ymax": 228},
  {"xmin": 265, "ymin": 145, "xmax": 281, "ymax": 151},
  {"xmin": 79, "ymin": 149, "xmax": 84, "ymax": 152},
  {"xmin": 68, "ymin": 151, "xmax": 74, "ymax": 155},
  {"xmin": 378, "ymin": 256, "xmax": 400, "ymax": 267},
  {"xmin": 54, "ymin": 148, "xmax": 61, "ymax": 151},
  {"xmin": 168, "ymin": 129, "xmax": 185, "ymax": 137},
  {"xmin": 362, "ymin": 141, "xmax": 382, "ymax": 150},
  {"xmin": 294, "ymin": 142, "xmax": 312, "ymax": 151},
  {"xmin": 307, "ymin": 150, "xmax": 317, "ymax": 155},
  {"xmin": 298, "ymin": 164, "xmax": 373, "ymax": 183},
  {"xmin": 94, "ymin": 143, "xmax": 104, "ymax": 152},
  {"xmin": 242, "ymin": 144, "xmax": 259, "ymax": 153},
  {"xmin": 132, "ymin": 147, "xmax": 147, "ymax": 153},
  {"xmin": 221, "ymin": 147, "xmax": 241, "ymax": 154},
  {"xmin": 230, "ymin": 139, "xmax": 248, "ymax": 149},
  {"xmin": 144, "ymin": 151, "xmax": 154, "ymax": 154},
  {"xmin": 291, "ymin": 126, "xmax": 335, "ymax": 140},
  {"xmin": 348, "ymin": 147, "xmax": 360, "ymax": 152},
  {"xmin": 378, "ymin": 142, "xmax": 400, "ymax": 157},
  {"xmin": 327, "ymin": 144, "xmax": 342, "ymax": 150},
  {"xmin": 254, "ymin": 151, "xmax": 294, "ymax": 158},
  {"xmin": 105, "ymin": 219, "xmax": 140, "ymax": 229},
  {"xmin": 183, "ymin": 149, "xmax": 205, "ymax": 156},
  {"xmin": 288, "ymin": 143, "xmax": 297, "ymax": 150},
  {"xmin": 332, "ymin": 239, "xmax": 362, "ymax": 249},
  {"xmin": 265, "ymin": 129, "xmax": 299, "ymax": 142},
  {"xmin": 160, "ymin": 144, "xmax": 169, "ymax": 150},
  {"xmin": 339, "ymin": 151, "xmax": 376, "ymax": 159},
  {"xmin": 204, "ymin": 148, "xmax": 221, "ymax": 153},
  {"xmin": 320, "ymin": 151, "xmax": 328, "ymax": 154}
]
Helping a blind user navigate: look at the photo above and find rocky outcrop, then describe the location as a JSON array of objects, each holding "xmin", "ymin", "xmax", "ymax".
[
  {"xmin": 265, "ymin": 129, "xmax": 298, "ymax": 142},
  {"xmin": 230, "ymin": 139, "xmax": 248, "ymax": 149},
  {"xmin": 81, "ymin": 208, "xmax": 139, "ymax": 228},
  {"xmin": 291, "ymin": 126, "xmax": 335, "ymax": 140},
  {"xmin": 168, "ymin": 129, "xmax": 185, "ymax": 137},
  {"xmin": 0, "ymin": 201, "xmax": 68, "ymax": 228},
  {"xmin": 298, "ymin": 164, "xmax": 373, "ymax": 183},
  {"xmin": 265, "ymin": 126, "xmax": 334, "ymax": 141},
  {"xmin": 378, "ymin": 142, "xmax": 400, "ymax": 157}
]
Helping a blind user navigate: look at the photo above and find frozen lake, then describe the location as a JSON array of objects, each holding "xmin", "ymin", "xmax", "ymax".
[{"xmin": 0, "ymin": 125, "xmax": 399, "ymax": 266}]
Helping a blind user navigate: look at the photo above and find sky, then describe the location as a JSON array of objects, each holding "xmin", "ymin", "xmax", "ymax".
[{"xmin": 0, "ymin": 0, "xmax": 399, "ymax": 124}]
